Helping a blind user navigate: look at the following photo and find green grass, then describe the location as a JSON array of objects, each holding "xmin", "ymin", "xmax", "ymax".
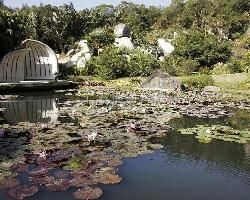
[
  {"xmin": 212, "ymin": 73, "xmax": 250, "ymax": 90},
  {"xmin": 72, "ymin": 73, "xmax": 250, "ymax": 92},
  {"xmin": 179, "ymin": 74, "xmax": 214, "ymax": 89}
]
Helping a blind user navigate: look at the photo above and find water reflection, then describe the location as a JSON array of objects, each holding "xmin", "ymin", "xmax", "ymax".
[
  {"xmin": 98, "ymin": 133, "xmax": 250, "ymax": 200},
  {"xmin": 0, "ymin": 97, "xmax": 58, "ymax": 124},
  {"xmin": 168, "ymin": 108, "xmax": 250, "ymax": 131}
]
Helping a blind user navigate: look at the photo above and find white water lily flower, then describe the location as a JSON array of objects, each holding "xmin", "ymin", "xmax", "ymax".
[
  {"xmin": 86, "ymin": 131, "xmax": 98, "ymax": 142},
  {"xmin": 205, "ymin": 129, "xmax": 211, "ymax": 134}
]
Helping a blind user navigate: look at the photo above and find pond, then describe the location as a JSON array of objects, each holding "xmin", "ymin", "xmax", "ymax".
[{"xmin": 0, "ymin": 90, "xmax": 249, "ymax": 200}]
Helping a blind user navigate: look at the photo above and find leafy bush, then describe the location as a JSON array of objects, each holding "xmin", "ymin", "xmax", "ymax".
[
  {"xmin": 172, "ymin": 29, "xmax": 232, "ymax": 69},
  {"xmin": 127, "ymin": 49, "xmax": 160, "ymax": 76},
  {"xmin": 211, "ymin": 63, "xmax": 232, "ymax": 75},
  {"xmin": 232, "ymin": 51, "xmax": 250, "ymax": 73},
  {"xmin": 85, "ymin": 28, "xmax": 114, "ymax": 50},
  {"xmin": 57, "ymin": 63, "xmax": 79, "ymax": 79},
  {"xmin": 161, "ymin": 56, "xmax": 199, "ymax": 76},
  {"xmin": 181, "ymin": 74, "xmax": 215, "ymax": 89},
  {"xmin": 86, "ymin": 46, "xmax": 129, "ymax": 79},
  {"xmin": 85, "ymin": 46, "xmax": 160, "ymax": 79}
]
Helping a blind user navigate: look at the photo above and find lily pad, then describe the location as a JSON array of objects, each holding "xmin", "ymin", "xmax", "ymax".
[
  {"xmin": 74, "ymin": 186, "xmax": 103, "ymax": 200},
  {"xmin": 7, "ymin": 185, "xmax": 38, "ymax": 199}
]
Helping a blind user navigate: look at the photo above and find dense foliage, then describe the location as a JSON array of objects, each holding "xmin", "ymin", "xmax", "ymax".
[
  {"xmin": 0, "ymin": 0, "xmax": 249, "ymax": 75},
  {"xmin": 85, "ymin": 46, "xmax": 160, "ymax": 79}
]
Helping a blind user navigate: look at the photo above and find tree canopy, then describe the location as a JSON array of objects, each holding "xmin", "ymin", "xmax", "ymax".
[{"xmin": 0, "ymin": 0, "xmax": 249, "ymax": 74}]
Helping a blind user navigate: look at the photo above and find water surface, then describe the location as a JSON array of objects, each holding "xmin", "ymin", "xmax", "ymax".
[{"xmin": 0, "ymin": 93, "xmax": 249, "ymax": 200}]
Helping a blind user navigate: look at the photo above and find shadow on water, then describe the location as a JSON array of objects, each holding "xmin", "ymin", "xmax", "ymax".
[{"xmin": 168, "ymin": 108, "xmax": 250, "ymax": 131}]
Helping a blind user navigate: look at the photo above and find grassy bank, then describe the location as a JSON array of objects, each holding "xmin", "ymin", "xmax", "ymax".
[
  {"xmin": 71, "ymin": 73, "xmax": 250, "ymax": 92},
  {"xmin": 179, "ymin": 73, "xmax": 250, "ymax": 90}
]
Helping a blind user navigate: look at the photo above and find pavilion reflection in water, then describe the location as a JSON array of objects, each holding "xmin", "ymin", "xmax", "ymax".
[{"xmin": 0, "ymin": 97, "xmax": 58, "ymax": 124}]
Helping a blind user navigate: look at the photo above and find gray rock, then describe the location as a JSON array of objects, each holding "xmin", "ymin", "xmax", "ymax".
[
  {"xmin": 58, "ymin": 40, "xmax": 91, "ymax": 68},
  {"xmin": 114, "ymin": 37, "xmax": 134, "ymax": 49},
  {"xmin": 84, "ymin": 53, "xmax": 92, "ymax": 61},
  {"xmin": 66, "ymin": 60, "xmax": 75, "ymax": 68},
  {"xmin": 203, "ymin": 86, "xmax": 221, "ymax": 92},
  {"xmin": 77, "ymin": 57, "xmax": 86, "ymax": 68},
  {"xmin": 77, "ymin": 40, "xmax": 90, "ymax": 53},
  {"xmin": 66, "ymin": 49, "xmax": 76, "ymax": 57},
  {"xmin": 157, "ymin": 38, "xmax": 174, "ymax": 56},
  {"xmin": 58, "ymin": 56, "xmax": 71, "ymax": 65},
  {"xmin": 71, "ymin": 52, "xmax": 83, "ymax": 63},
  {"xmin": 114, "ymin": 23, "xmax": 131, "ymax": 38},
  {"xmin": 141, "ymin": 70, "xmax": 184, "ymax": 91}
]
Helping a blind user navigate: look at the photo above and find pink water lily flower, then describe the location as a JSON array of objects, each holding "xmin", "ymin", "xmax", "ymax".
[{"xmin": 38, "ymin": 151, "xmax": 48, "ymax": 159}]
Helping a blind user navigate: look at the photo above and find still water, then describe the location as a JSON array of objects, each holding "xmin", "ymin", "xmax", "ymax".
[{"xmin": 0, "ymin": 93, "xmax": 249, "ymax": 200}]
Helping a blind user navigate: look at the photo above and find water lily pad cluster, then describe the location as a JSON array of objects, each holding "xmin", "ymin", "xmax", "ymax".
[
  {"xmin": 0, "ymin": 86, "xmax": 249, "ymax": 199},
  {"xmin": 0, "ymin": 145, "xmax": 123, "ymax": 199},
  {"xmin": 179, "ymin": 125, "xmax": 250, "ymax": 144}
]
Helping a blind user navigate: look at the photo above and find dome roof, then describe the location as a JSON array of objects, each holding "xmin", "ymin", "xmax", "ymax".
[{"xmin": 0, "ymin": 39, "xmax": 58, "ymax": 83}]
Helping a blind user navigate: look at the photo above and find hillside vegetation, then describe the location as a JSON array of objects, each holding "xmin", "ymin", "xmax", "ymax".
[{"xmin": 0, "ymin": 0, "xmax": 249, "ymax": 78}]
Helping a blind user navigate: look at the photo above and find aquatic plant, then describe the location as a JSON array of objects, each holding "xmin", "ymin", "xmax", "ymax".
[
  {"xmin": 86, "ymin": 131, "xmax": 98, "ymax": 143},
  {"xmin": 74, "ymin": 186, "xmax": 103, "ymax": 200},
  {"xmin": 7, "ymin": 185, "xmax": 38, "ymax": 199},
  {"xmin": 179, "ymin": 125, "xmax": 250, "ymax": 144},
  {"xmin": 0, "ymin": 178, "xmax": 20, "ymax": 189},
  {"xmin": 46, "ymin": 179, "xmax": 70, "ymax": 191}
]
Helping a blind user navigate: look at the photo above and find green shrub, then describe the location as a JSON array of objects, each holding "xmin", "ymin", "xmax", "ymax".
[
  {"xmin": 161, "ymin": 56, "xmax": 199, "ymax": 76},
  {"xmin": 86, "ymin": 46, "xmax": 129, "ymax": 79},
  {"xmin": 228, "ymin": 61, "xmax": 244, "ymax": 73},
  {"xmin": 85, "ymin": 28, "xmax": 114, "ymax": 50},
  {"xmin": 211, "ymin": 63, "xmax": 232, "ymax": 75},
  {"xmin": 127, "ymin": 49, "xmax": 160, "ymax": 76},
  {"xmin": 231, "ymin": 51, "xmax": 250, "ymax": 73},
  {"xmin": 181, "ymin": 74, "xmax": 215, "ymax": 89},
  {"xmin": 172, "ymin": 29, "xmax": 232, "ymax": 69},
  {"xmin": 57, "ymin": 63, "xmax": 79, "ymax": 79},
  {"xmin": 86, "ymin": 46, "xmax": 161, "ymax": 79}
]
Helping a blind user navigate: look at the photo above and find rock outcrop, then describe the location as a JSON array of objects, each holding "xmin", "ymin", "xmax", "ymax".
[
  {"xmin": 157, "ymin": 38, "xmax": 174, "ymax": 56},
  {"xmin": 140, "ymin": 70, "xmax": 184, "ymax": 91},
  {"xmin": 114, "ymin": 23, "xmax": 134, "ymax": 49},
  {"xmin": 114, "ymin": 23, "xmax": 131, "ymax": 38},
  {"xmin": 114, "ymin": 37, "xmax": 134, "ymax": 49},
  {"xmin": 58, "ymin": 40, "xmax": 91, "ymax": 68}
]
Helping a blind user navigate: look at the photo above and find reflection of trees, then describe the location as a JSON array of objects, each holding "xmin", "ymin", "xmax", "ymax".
[
  {"xmin": 228, "ymin": 109, "xmax": 250, "ymax": 130},
  {"xmin": 0, "ymin": 131, "xmax": 30, "ymax": 162},
  {"xmin": 0, "ymin": 97, "xmax": 58, "ymax": 124},
  {"xmin": 161, "ymin": 132, "xmax": 250, "ymax": 184},
  {"xmin": 168, "ymin": 115, "xmax": 228, "ymax": 129}
]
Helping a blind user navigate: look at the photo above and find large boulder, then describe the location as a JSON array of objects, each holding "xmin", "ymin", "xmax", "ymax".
[
  {"xmin": 77, "ymin": 57, "xmax": 86, "ymax": 68},
  {"xmin": 114, "ymin": 23, "xmax": 131, "ymax": 38},
  {"xmin": 115, "ymin": 37, "xmax": 134, "ymax": 49},
  {"xmin": 66, "ymin": 49, "xmax": 76, "ymax": 57},
  {"xmin": 141, "ymin": 70, "xmax": 184, "ymax": 91},
  {"xmin": 77, "ymin": 40, "xmax": 90, "ymax": 54},
  {"xmin": 84, "ymin": 53, "xmax": 92, "ymax": 61},
  {"xmin": 71, "ymin": 52, "xmax": 83, "ymax": 63},
  {"xmin": 157, "ymin": 38, "xmax": 174, "ymax": 56},
  {"xmin": 58, "ymin": 40, "xmax": 92, "ymax": 68}
]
